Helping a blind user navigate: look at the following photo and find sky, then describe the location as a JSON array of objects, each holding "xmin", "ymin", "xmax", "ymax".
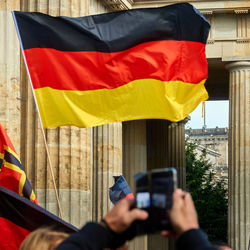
[{"xmin": 185, "ymin": 100, "xmax": 229, "ymax": 129}]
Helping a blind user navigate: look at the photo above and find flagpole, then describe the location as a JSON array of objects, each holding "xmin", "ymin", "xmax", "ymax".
[
  {"xmin": 204, "ymin": 101, "xmax": 206, "ymax": 128},
  {"xmin": 12, "ymin": 12, "xmax": 63, "ymax": 219}
]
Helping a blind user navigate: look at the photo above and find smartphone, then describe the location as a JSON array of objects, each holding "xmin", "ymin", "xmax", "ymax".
[{"xmin": 134, "ymin": 168, "xmax": 177, "ymax": 235}]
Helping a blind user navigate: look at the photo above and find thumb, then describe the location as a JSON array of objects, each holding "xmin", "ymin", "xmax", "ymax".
[{"xmin": 128, "ymin": 208, "xmax": 148, "ymax": 223}]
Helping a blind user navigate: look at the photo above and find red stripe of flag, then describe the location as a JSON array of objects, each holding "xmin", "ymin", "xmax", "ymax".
[
  {"xmin": 0, "ymin": 217, "xmax": 30, "ymax": 249},
  {"xmin": 24, "ymin": 40, "xmax": 207, "ymax": 91}
]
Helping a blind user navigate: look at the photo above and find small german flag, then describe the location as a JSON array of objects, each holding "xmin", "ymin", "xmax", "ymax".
[
  {"xmin": 12, "ymin": 3, "xmax": 210, "ymax": 128},
  {"xmin": 0, "ymin": 124, "xmax": 37, "ymax": 204}
]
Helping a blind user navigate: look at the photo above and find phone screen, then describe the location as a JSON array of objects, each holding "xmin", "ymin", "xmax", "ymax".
[
  {"xmin": 134, "ymin": 168, "xmax": 177, "ymax": 235},
  {"xmin": 151, "ymin": 170, "xmax": 175, "ymax": 210}
]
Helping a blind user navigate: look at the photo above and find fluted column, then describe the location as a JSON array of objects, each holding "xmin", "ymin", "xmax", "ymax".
[
  {"xmin": 146, "ymin": 120, "xmax": 186, "ymax": 250},
  {"xmin": 123, "ymin": 120, "xmax": 147, "ymax": 191},
  {"xmin": 123, "ymin": 120, "xmax": 147, "ymax": 250},
  {"xmin": 167, "ymin": 121, "xmax": 186, "ymax": 189},
  {"xmin": 146, "ymin": 120, "xmax": 172, "ymax": 250},
  {"xmin": 20, "ymin": 0, "xmax": 108, "ymax": 228},
  {"xmin": 226, "ymin": 61, "xmax": 250, "ymax": 250},
  {"xmin": 0, "ymin": 1, "xmax": 21, "ymax": 150},
  {"xmin": 167, "ymin": 121, "xmax": 186, "ymax": 250},
  {"xmin": 92, "ymin": 123, "xmax": 123, "ymax": 221}
]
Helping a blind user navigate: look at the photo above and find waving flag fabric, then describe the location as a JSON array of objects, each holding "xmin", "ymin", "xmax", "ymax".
[
  {"xmin": 109, "ymin": 176, "xmax": 134, "ymax": 204},
  {"xmin": 13, "ymin": 3, "xmax": 210, "ymax": 128},
  {"xmin": 0, "ymin": 186, "xmax": 77, "ymax": 249},
  {"xmin": 0, "ymin": 124, "xmax": 38, "ymax": 204}
]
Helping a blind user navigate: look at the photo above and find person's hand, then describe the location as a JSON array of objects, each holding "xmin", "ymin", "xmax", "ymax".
[
  {"xmin": 103, "ymin": 199, "xmax": 148, "ymax": 233},
  {"xmin": 162, "ymin": 189, "xmax": 199, "ymax": 238}
]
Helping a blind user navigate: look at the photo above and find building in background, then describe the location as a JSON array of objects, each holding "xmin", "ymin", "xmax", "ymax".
[{"xmin": 186, "ymin": 127, "xmax": 228, "ymax": 179}]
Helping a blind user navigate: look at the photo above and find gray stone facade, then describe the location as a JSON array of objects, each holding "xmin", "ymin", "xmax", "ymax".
[{"xmin": 186, "ymin": 127, "xmax": 228, "ymax": 178}]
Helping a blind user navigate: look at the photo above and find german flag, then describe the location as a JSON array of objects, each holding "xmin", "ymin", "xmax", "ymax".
[
  {"xmin": 0, "ymin": 186, "xmax": 77, "ymax": 249},
  {"xmin": 0, "ymin": 124, "xmax": 38, "ymax": 204},
  {"xmin": 12, "ymin": 3, "xmax": 210, "ymax": 128}
]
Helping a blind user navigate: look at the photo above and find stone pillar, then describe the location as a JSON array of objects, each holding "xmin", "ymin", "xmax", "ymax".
[
  {"xmin": 226, "ymin": 61, "xmax": 250, "ymax": 250},
  {"xmin": 167, "ymin": 121, "xmax": 187, "ymax": 250},
  {"xmin": 0, "ymin": 0, "xmax": 21, "ymax": 150},
  {"xmin": 147, "ymin": 120, "xmax": 168, "ymax": 170},
  {"xmin": 147, "ymin": 119, "xmax": 186, "ymax": 187},
  {"xmin": 167, "ymin": 121, "xmax": 186, "ymax": 189},
  {"xmin": 123, "ymin": 120, "xmax": 147, "ymax": 191},
  {"xmin": 92, "ymin": 123, "xmax": 123, "ymax": 221},
  {"xmin": 123, "ymin": 120, "xmax": 148, "ymax": 250},
  {"xmin": 123, "ymin": 119, "xmax": 186, "ymax": 250},
  {"xmin": 19, "ymin": 0, "xmax": 108, "ymax": 228},
  {"xmin": 146, "ymin": 120, "xmax": 171, "ymax": 250},
  {"xmin": 146, "ymin": 119, "xmax": 186, "ymax": 250}
]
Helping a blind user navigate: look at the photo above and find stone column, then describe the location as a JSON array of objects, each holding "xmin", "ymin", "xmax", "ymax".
[
  {"xmin": 167, "ymin": 121, "xmax": 187, "ymax": 250},
  {"xmin": 123, "ymin": 120, "xmax": 186, "ymax": 250},
  {"xmin": 146, "ymin": 120, "xmax": 171, "ymax": 250},
  {"xmin": 147, "ymin": 120, "xmax": 168, "ymax": 170},
  {"xmin": 167, "ymin": 121, "xmax": 186, "ymax": 189},
  {"xmin": 0, "ymin": 0, "xmax": 21, "ymax": 150},
  {"xmin": 226, "ymin": 61, "xmax": 250, "ymax": 250},
  {"xmin": 92, "ymin": 123, "xmax": 123, "ymax": 221},
  {"xmin": 123, "ymin": 120, "xmax": 148, "ymax": 250},
  {"xmin": 146, "ymin": 119, "xmax": 186, "ymax": 250},
  {"xmin": 147, "ymin": 119, "xmax": 186, "ymax": 187},
  {"xmin": 19, "ymin": 0, "xmax": 108, "ymax": 228},
  {"xmin": 123, "ymin": 120, "xmax": 147, "ymax": 191}
]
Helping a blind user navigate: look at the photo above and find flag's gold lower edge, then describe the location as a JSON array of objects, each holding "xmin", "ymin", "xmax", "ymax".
[{"xmin": 34, "ymin": 78, "xmax": 209, "ymax": 128}]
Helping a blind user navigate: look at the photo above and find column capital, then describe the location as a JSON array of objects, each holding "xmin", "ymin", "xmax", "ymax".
[
  {"xmin": 225, "ymin": 61, "xmax": 250, "ymax": 71},
  {"xmin": 103, "ymin": 0, "xmax": 133, "ymax": 10}
]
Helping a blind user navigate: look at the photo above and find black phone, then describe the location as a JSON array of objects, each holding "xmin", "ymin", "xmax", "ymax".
[{"xmin": 134, "ymin": 168, "xmax": 177, "ymax": 235}]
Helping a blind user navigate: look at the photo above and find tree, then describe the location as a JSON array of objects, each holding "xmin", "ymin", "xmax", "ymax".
[{"xmin": 185, "ymin": 140, "xmax": 228, "ymax": 242}]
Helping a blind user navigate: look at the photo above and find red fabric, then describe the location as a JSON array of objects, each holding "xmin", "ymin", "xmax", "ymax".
[
  {"xmin": 0, "ymin": 125, "xmax": 21, "ymax": 196},
  {"xmin": 0, "ymin": 125, "xmax": 16, "ymax": 154},
  {"xmin": 0, "ymin": 124, "xmax": 38, "ymax": 204},
  {"xmin": 125, "ymin": 193, "xmax": 135, "ymax": 200},
  {"xmin": 0, "ymin": 166, "xmax": 21, "ymax": 194},
  {"xmin": 24, "ymin": 40, "xmax": 207, "ymax": 91},
  {"xmin": 0, "ymin": 217, "xmax": 30, "ymax": 250}
]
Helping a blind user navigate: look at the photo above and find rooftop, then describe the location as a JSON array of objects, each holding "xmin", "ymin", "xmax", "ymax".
[{"xmin": 185, "ymin": 127, "xmax": 228, "ymax": 137}]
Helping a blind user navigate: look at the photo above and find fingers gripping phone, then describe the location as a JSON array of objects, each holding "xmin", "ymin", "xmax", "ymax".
[{"xmin": 134, "ymin": 168, "xmax": 177, "ymax": 235}]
